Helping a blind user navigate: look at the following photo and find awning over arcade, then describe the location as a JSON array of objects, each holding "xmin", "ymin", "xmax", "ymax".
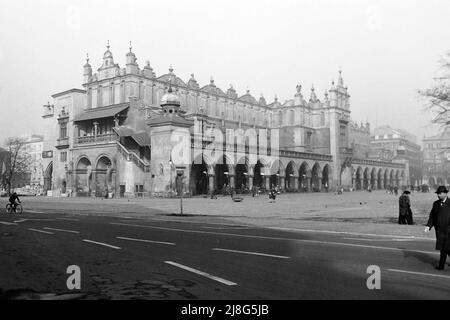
[{"xmin": 74, "ymin": 104, "xmax": 129, "ymax": 122}]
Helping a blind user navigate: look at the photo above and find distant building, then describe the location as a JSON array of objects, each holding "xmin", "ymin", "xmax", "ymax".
[
  {"xmin": 21, "ymin": 134, "xmax": 44, "ymax": 193},
  {"xmin": 370, "ymin": 125, "xmax": 422, "ymax": 187},
  {"xmin": 422, "ymin": 127, "xmax": 450, "ymax": 188}
]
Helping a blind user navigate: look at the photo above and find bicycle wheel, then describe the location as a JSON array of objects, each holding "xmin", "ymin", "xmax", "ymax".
[
  {"xmin": 15, "ymin": 204, "xmax": 23, "ymax": 214},
  {"xmin": 5, "ymin": 203, "xmax": 12, "ymax": 214}
]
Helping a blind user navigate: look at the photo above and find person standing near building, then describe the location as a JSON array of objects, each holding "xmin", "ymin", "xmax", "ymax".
[
  {"xmin": 424, "ymin": 186, "xmax": 450, "ymax": 270},
  {"xmin": 398, "ymin": 190, "xmax": 413, "ymax": 225}
]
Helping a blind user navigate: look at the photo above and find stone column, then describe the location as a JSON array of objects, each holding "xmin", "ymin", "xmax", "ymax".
[
  {"xmin": 93, "ymin": 121, "xmax": 99, "ymax": 141},
  {"xmin": 229, "ymin": 175, "xmax": 235, "ymax": 189},
  {"xmin": 280, "ymin": 176, "xmax": 285, "ymax": 191},
  {"xmin": 248, "ymin": 175, "xmax": 254, "ymax": 190},
  {"xmin": 208, "ymin": 174, "xmax": 215, "ymax": 194},
  {"xmin": 73, "ymin": 124, "xmax": 79, "ymax": 144},
  {"xmin": 318, "ymin": 177, "xmax": 322, "ymax": 192},
  {"xmin": 90, "ymin": 171, "xmax": 96, "ymax": 197},
  {"xmin": 294, "ymin": 176, "xmax": 299, "ymax": 191},
  {"xmin": 265, "ymin": 176, "xmax": 270, "ymax": 190},
  {"xmin": 305, "ymin": 177, "xmax": 311, "ymax": 192}
]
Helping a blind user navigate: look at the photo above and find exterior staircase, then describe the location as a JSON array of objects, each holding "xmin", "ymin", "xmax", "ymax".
[{"xmin": 116, "ymin": 141, "xmax": 151, "ymax": 172}]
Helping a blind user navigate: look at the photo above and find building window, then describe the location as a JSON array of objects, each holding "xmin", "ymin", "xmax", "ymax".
[
  {"xmin": 60, "ymin": 122, "xmax": 67, "ymax": 138},
  {"xmin": 306, "ymin": 131, "xmax": 312, "ymax": 149},
  {"xmin": 60, "ymin": 152, "xmax": 67, "ymax": 162}
]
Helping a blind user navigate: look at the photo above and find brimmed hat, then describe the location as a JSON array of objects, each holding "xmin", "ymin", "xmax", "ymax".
[
  {"xmin": 435, "ymin": 186, "xmax": 449, "ymax": 194},
  {"xmin": 403, "ymin": 190, "xmax": 411, "ymax": 194}
]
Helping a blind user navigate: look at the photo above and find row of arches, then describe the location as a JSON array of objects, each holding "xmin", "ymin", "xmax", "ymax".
[
  {"xmin": 352, "ymin": 166, "xmax": 405, "ymax": 190},
  {"xmin": 189, "ymin": 155, "xmax": 331, "ymax": 195},
  {"xmin": 76, "ymin": 155, "xmax": 114, "ymax": 196},
  {"xmin": 428, "ymin": 177, "xmax": 450, "ymax": 190}
]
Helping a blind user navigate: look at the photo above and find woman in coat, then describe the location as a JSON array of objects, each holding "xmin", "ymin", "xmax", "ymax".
[{"xmin": 425, "ymin": 185, "xmax": 450, "ymax": 270}]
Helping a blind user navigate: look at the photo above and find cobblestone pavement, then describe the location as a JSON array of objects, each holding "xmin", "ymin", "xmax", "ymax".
[{"xmin": 16, "ymin": 190, "xmax": 439, "ymax": 239}]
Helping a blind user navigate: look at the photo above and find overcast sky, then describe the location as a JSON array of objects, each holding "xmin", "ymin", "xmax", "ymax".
[{"xmin": 0, "ymin": 0, "xmax": 449, "ymax": 147}]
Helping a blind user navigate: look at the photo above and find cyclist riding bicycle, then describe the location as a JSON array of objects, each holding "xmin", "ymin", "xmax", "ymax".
[{"xmin": 9, "ymin": 192, "xmax": 21, "ymax": 212}]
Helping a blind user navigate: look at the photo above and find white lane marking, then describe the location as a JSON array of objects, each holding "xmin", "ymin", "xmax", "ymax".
[
  {"xmin": 165, "ymin": 261, "xmax": 237, "ymax": 286},
  {"xmin": 56, "ymin": 218, "xmax": 80, "ymax": 222},
  {"xmin": 344, "ymin": 238, "xmax": 415, "ymax": 242},
  {"xmin": 120, "ymin": 218, "xmax": 250, "ymax": 228},
  {"xmin": 13, "ymin": 219, "xmax": 28, "ymax": 223},
  {"xmin": 82, "ymin": 239, "xmax": 121, "ymax": 250},
  {"xmin": 111, "ymin": 222, "xmax": 439, "ymax": 255},
  {"xmin": 212, "ymin": 248, "xmax": 291, "ymax": 259},
  {"xmin": 43, "ymin": 227, "xmax": 80, "ymax": 234},
  {"xmin": 116, "ymin": 236, "xmax": 175, "ymax": 246},
  {"xmin": 18, "ymin": 218, "xmax": 56, "ymax": 222},
  {"xmin": 0, "ymin": 221, "xmax": 18, "ymax": 226},
  {"xmin": 26, "ymin": 210, "xmax": 45, "ymax": 214},
  {"xmin": 28, "ymin": 228, "xmax": 54, "ymax": 235},
  {"xmin": 201, "ymin": 226, "xmax": 251, "ymax": 230},
  {"xmin": 269, "ymin": 227, "xmax": 435, "ymax": 241},
  {"xmin": 387, "ymin": 269, "xmax": 450, "ymax": 280},
  {"xmin": 302, "ymin": 207, "xmax": 366, "ymax": 214}
]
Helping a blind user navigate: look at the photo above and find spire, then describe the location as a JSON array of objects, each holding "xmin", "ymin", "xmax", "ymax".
[
  {"xmin": 294, "ymin": 84, "xmax": 303, "ymax": 98},
  {"xmin": 129, "ymin": 41, "xmax": 132, "ymax": 52},
  {"xmin": 210, "ymin": 76, "xmax": 215, "ymax": 85},
  {"xmin": 84, "ymin": 53, "xmax": 91, "ymax": 67},
  {"xmin": 169, "ymin": 65, "xmax": 174, "ymax": 74},
  {"xmin": 168, "ymin": 77, "xmax": 173, "ymax": 93},
  {"xmin": 338, "ymin": 67, "xmax": 344, "ymax": 87},
  {"xmin": 330, "ymin": 79, "xmax": 336, "ymax": 90},
  {"xmin": 310, "ymin": 84, "xmax": 318, "ymax": 102},
  {"xmin": 83, "ymin": 52, "xmax": 92, "ymax": 82},
  {"xmin": 102, "ymin": 40, "xmax": 114, "ymax": 68}
]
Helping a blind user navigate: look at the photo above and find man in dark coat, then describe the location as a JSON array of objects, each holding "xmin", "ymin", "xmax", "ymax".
[
  {"xmin": 425, "ymin": 185, "xmax": 450, "ymax": 270},
  {"xmin": 399, "ymin": 190, "xmax": 413, "ymax": 224}
]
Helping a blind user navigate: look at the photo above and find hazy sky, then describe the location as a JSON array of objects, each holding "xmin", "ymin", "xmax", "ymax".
[{"xmin": 0, "ymin": 0, "xmax": 449, "ymax": 147}]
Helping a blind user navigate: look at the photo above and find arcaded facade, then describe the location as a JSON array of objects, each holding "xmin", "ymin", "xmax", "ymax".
[{"xmin": 40, "ymin": 43, "xmax": 408, "ymax": 197}]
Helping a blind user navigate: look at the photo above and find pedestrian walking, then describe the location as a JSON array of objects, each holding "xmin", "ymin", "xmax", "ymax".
[
  {"xmin": 398, "ymin": 190, "xmax": 413, "ymax": 225},
  {"xmin": 424, "ymin": 185, "xmax": 450, "ymax": 270}
]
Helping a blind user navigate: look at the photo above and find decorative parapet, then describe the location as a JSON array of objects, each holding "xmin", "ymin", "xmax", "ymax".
[
  {"xmin": 351, "ymin": 158, "xmax": 405, "ymax": 169},
  {"xmin": 280, "ymin": 150, "xmax": 332, "ymax": 162}
]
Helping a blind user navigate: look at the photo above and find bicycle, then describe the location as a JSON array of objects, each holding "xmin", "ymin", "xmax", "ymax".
[{"xmin": 6, "ymin": 202, "xmax": 23, "ymax": 214}]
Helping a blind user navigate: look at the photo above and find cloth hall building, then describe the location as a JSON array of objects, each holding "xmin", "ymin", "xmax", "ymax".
[{"xmin": 41, "ymin": 43, "xmax": 409, "ymax": 197}]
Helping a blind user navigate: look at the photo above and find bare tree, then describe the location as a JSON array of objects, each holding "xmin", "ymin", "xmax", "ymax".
[
  {"xmin": 2, "ymin": 137, "xmax": 32, "ymax": 195},
  {"xmin": 420, "ymin": 52, "xmax": 450, "ymax": 126}
]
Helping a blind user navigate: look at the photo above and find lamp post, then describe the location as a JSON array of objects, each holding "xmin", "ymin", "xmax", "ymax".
[
  {"xmin": 203, "ymin": 170, "xmax": 207, "ymax": 194},
  {"xmin": 169, "ymin": 159, "xmax": 173, "ymax": 196},
  {"xmin": 243, "ymin": 172, "xmax": 248, "ymax": 189}
]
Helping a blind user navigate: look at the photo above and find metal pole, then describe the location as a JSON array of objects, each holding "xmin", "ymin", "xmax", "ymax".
[{"xmin": 180, "ymin": 193, "xmax": 183, "ymax": 215}]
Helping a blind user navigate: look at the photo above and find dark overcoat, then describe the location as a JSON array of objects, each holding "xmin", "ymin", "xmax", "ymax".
[
  {"xmin": 399, "ymin": 195, "xmax": 410, "ymax": 216},
  {"xmin": 426, "ymin": 198, "xmax": 450, "ymax": 251}
]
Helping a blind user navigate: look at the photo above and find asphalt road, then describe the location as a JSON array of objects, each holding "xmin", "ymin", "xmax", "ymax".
[{"xmin": 0, "ymin": 205, "xmax": 449, "ymax": 300}]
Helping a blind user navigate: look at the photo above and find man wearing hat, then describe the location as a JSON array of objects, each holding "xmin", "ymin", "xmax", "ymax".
[
  {"xmin": 425, "ymin": 185, "xmax": 450, "ymax": 270},
  {"xmin": 398, "ymin": 190, "xmax": 413, "ymax": 225}
]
